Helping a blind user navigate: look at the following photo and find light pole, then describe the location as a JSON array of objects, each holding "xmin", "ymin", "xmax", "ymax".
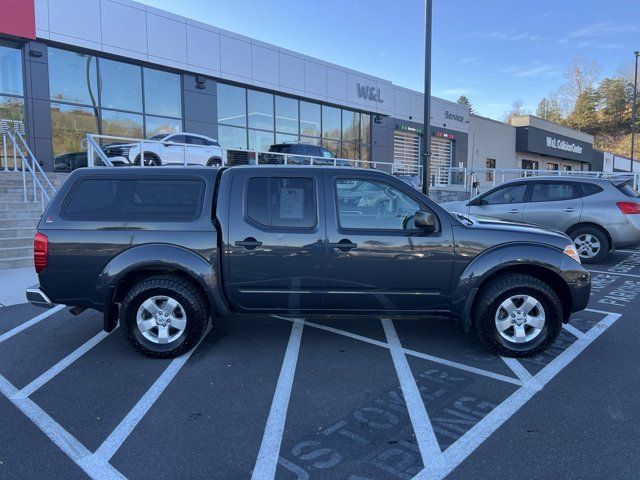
[
  {"xmin": 422, "ymin": 0, "xmax": 432, "ymax": 195},
  {"xmin": 631, "ymin": 51, "xmax": 639, "ymax": 161}
]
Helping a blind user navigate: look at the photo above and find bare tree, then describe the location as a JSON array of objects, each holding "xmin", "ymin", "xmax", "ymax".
[
  {"xmin": 501, "ymin": 99, "xmax": 528, "ymax": 123},
  {"xmin": 560, "ymin": 55, "xmax": 602, "ymax": 111}
]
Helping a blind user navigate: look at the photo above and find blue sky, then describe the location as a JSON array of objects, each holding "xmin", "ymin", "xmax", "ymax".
[{"xmin": 145, "ymin": 0, "xmax": 640, "ymax": 120}]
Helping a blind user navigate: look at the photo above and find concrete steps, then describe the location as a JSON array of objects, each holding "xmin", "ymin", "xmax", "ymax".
[{"xmin": 0, "ymin": 171, "xmax": 69, "ymax": 270}]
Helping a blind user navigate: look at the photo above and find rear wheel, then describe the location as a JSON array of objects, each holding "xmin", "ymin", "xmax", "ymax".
[
  {"xmin": 570, "ymin": 226, "xmax": 609, "ymax": 264},
  {"xmin": 120, "ymin": 275, "xmax": 209, "ymax": 358},
  {"xmin": 474, "ymin": 273, "xmax": 563, "ymax": 357}
]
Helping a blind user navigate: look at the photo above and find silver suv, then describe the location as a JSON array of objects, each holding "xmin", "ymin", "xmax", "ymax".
[{"xmin": 442, "ymin": 176, "xmax": 640, "ymax": 263}]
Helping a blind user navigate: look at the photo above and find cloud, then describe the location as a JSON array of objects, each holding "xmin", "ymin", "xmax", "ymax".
[
  {"xmin": 565, "ymin": 21, "xmax": 640, "ymax": 40},
  {"xmin": 456, "ymin": 30, "xmax": 539, "ymax": 42},
  {"xmin": 502, "ymin": 61, "xmax": 560, "ymax": 78},
  {"xmin": 436, "ymin": 88, "xmax": 475, "ymax": 97},
  {"xmin": 460, "ymin": 57, "xmax": 481, "ymax": 66}
]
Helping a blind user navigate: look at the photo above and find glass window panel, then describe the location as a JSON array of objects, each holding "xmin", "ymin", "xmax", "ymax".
[
  {"xmin": 0, "ymin": 43, "xmax": 23, "ymax": 96},
  {"xmin": 218, "ymin": 83, "xmax": 246, "ymax": 127},
  {"xmin": 342, "ymin": 110, "xmax": 360, "ymax": 142},
  {"xmin": 276, "ymin": 133, "xmax": 298, "ymax": 144},
  {"xmin": 321, "ymin": 139, "xmax": 340, "ymax": 157},
  {"xmin": 50, "ymin": 102, "xmax": 98, "ymax": 157},
  {"xmin": 341, "ymin": 142, "xmax": 359, "ymax": 160},
  {"xmin": 48, "ymin": 48, "xmax": 98, "ymax": 106},
  {"xmin": 218, "ymin": 125, "xmax": 247, "ymax": 149},
  {"xmin": 101, "ymin": 109, "xmax": 143, "ymax": 139},
  {"xmin": 143, "ymin": 68, "xmax": 181, "ymax": 118},
  {"xmin": 360, "ymin": 144, "xmax": 370, "ymax": 162},
  {"xmin": 63, "ymin": 178, "xmax": 203, "ymax": 221},
  {"xmin": 99, "ymin": 59, "xmax": 142, "ymax": 112},
  {"xmin": 275, "ymin": 96, "xmax": 298, "ymax": 134},
  {"xmin": 145, "ymin": 116, "xmax": 182, "ymax": 138},
  {"xmin": 247, "ymin": 177, "xmax": 316, "ymax": 229},
  {"xmin": 322, "ymin": 105, "xmax": 341, "ymax": 140},
  {"xmin": 249, "ymin": 129, "xmax": 274, "ymax": 151},
  {"xmin": 0, "ymin": 95, "xmax": 24, "ymax": 121},
  {"xmin": 248, "ymin": 90, "xmax": 273, "ymax": 130},
  {"xmin": 361, "ymin": 113, "xmax": 371, "ymax": 144},
  {"xmin": 335, "ymin": 179, "xmax": 421, "ymax": 231},
  {"xmin": 300, "ymin": 136, "xmax": 320, "ymax": 146},
  {"xmin": 300, "ymin": 101, "xmax": 320, "ymax": 137}
]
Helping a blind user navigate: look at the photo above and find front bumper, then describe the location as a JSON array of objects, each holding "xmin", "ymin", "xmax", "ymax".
[
  {"xmin": 560, "ymin": 257, "xmax": 591, "ymax": 314},
  {"xmin": 26, "ymin": 285, "xmax": 54, "ymax": 308}
]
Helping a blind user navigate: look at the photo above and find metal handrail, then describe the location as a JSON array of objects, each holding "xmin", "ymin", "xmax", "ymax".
[
  {"xmin": 13, "ymin": 131, "xmax": 56, "ymax": 194},
  {"xmin": 86, "ymin": 134, "xmax": 114, "ymax": 167},
  {"xmin": 5, "ymin": 132, "xmax": 53, "ymax": 211}
]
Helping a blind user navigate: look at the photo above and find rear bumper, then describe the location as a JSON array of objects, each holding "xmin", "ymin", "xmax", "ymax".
[
  {"xmin": 26, "ymin": 285, "xmax": 54, "ymax": 308},
  {"xmin": 607, "ymin": 220, "xmax": 640, "ymax": 249}
]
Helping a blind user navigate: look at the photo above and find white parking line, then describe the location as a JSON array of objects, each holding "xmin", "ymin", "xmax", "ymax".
[
  {"xmin": 414, "ymin": 311, "xmax": 622, "ymax": 480},
  {"xmin": 562, "ymin": 323, "xmax": 585, "ymax": 339},
  {"xmin": 500, "ymin": 357, "xmax": 541, "ymax": 391},
  {"xmin": 15, "ymin": 330, "xmax": 110, "ymax": 399},
  {"xmin": 272, "ymin": 315, "xmax": 523, "ymax": 387},
  {"xmin": 92, "ymin": 325, "xmax": 212, "ymax": 462},
  {"xmin": 382, "ymin": 319, "xmax": 445, "ymax": 471},
  {"xmin": 0, "ymin": 304, "xmax": 65, "ymax": 344},
  {"xmin": 0, "ymin": 373, "xmax": 125, "ymax": 480},
  {"xmin": 252, "ymin": 319, "xmax": 304, "ymax": 480},
  {"xmin": 613, "ymin": 249, "xmax": 640, "ymax": 254},
  {"xmin": 587, "ymin": 269, "xmax": 640, "ymax": 279}
]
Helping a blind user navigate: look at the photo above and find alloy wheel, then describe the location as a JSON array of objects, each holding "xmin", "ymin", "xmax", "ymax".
[
  {"xmin": 494, "ymin": 294, "xmax": 546, "ymax": 344},
  {"xmin": 136, "ymin": 295, "xmax": 187, "ymax": 344},
  {"xmin": 574, "ymin": 233, "xmax": 601, "ymax": 259}
]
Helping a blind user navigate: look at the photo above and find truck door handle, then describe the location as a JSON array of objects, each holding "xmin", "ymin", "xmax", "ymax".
[
  {"xmin": 329, "ymin": 239, "xmax": 358, "ymax": 252},
  {"xmin": 235, "ymin": 237, "xmax": 262, "ymax": 250}
]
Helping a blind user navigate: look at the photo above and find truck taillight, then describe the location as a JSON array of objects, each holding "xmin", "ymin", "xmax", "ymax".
[
  {"xmin": 34, "ymin": 233, "xmax": 48, "ymax": 273},
  {"xmin": 617, "ymin": 202, "xmax": 640, "ymax": 215}
]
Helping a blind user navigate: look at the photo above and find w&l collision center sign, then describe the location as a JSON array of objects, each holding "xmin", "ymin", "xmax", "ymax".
[{"xmin": 516, "ymin": 126, "xmax": 592, "ymax": 162}]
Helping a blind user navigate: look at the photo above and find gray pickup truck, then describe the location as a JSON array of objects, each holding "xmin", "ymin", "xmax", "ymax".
[{"xmin": 27, "ymin": 166, "xmax": 591, "ymax": 358}]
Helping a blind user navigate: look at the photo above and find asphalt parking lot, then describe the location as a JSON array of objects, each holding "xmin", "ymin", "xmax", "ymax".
[{"xmin": 0, "ymin": 250, "xmax": 639, "ymax": 480}]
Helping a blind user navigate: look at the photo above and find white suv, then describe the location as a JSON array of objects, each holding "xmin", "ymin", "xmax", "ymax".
[{"xmin": 103, "ymin": 133, "xmax": 223, "ymax": 167}]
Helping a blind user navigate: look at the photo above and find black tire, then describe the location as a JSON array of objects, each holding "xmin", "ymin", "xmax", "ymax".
[
  {"xmin": 134, "ymin": 153, "xmax": 161, "ymax": 166},
  {"xmin": 120, "ymin": 275, "xmax": 209, "ymax": 358},
  {"xmin": 474, "ymin": 273, "xmax": 563, "ymax": 358},
  {"xmin": 569, "ymin": 226, "xmax": 610, "ymax": 264},
  {"xmin": 206, "ymin": 157, "xmax": 222, "ymax": 167}
]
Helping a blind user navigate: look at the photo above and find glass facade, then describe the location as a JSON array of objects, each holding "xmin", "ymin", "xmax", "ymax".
[
  {"xmin": 217, "ymin": 82, "xmax": 372, "ymax": 159},
  {"xmin": 0, "ymin": 42, "xmax": 24, "ymax": 124},
  {"xmin": 48, "ymin": 47, "xmax": 183, "ymax": 167}
]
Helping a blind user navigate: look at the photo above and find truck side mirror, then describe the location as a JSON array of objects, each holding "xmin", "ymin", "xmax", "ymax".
[{"xmin": 414, "ymin": 210, "xmax": 437, "ymax": 233}]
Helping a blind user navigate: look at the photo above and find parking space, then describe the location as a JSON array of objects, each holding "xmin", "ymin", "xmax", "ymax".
[{"xmin": 0, "ymin": 250, "xmax": 638, "ymax": 480}]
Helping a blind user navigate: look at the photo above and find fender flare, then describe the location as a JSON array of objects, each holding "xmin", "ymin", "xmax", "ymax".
[
  {"xmin": 450, "ymin": 243, "xmax": 567, "ymax": 331},
  {"xmin": 95, "ymin": 243, "xmax": 230, "ymax": 330}
]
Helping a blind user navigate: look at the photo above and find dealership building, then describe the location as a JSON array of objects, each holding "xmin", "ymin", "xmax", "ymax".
[{"xmin": 0, "ymin": 0, "xmax": 470, "ymax": 173}]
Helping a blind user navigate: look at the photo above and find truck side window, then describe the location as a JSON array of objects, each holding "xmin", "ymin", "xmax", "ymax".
[
  {"xmin": 335, "ymin": 178, "xmax": 422, "ymax": 230},
  {"xmin": 247, "ymin": 177, "xmax": 316, "ymax": 229},
  {"xmin": 62, "ymin": 178, "xmax": 203, "ymax": 221}
]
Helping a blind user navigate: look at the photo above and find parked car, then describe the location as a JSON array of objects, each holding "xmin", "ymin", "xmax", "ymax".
[
  {"xmin": 53, "ymin": 151, "xmax": 88, "ymax": 171},
  {"xmin": 103, "ymin": 133, "xmax": 223, "ymax": 167},
  {"xmin": 264, "ymin": 143, "xmax": 351, "ymax": 166},
  {"xmin": 27, "ymin": 166, "xmax": 590, "ymax": 359},
  {"xmin": 442, "ymin": 176, "xmax": 640, "ymax": 263}
]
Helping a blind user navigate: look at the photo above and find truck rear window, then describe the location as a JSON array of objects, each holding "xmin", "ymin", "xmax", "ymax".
[{"xmin": 63, "ymin": 178, "xmax": 204, "ymax": 221}]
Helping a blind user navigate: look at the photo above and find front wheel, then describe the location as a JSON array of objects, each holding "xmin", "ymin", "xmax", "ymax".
[
  {"xmin": 120, "ymin": 275, "xmax": 209, "ymax": 358},
  {"xmin": 474, "ymin": 273, "xmax": 563, "ymax": 357}
]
